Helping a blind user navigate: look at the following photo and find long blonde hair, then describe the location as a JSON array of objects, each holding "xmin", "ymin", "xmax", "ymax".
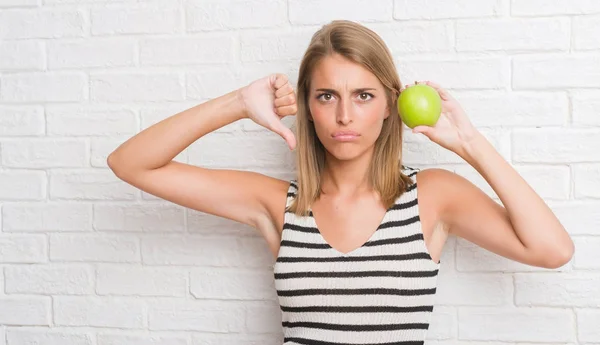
[{"xmin": 288, "ymin": 20, "xmax": 414, "ymax": 216}]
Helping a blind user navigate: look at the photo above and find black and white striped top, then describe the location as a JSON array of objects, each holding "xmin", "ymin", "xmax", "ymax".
[{"xmin": 273, "ymin": 166, "xmax": 441, "ymax": 345}]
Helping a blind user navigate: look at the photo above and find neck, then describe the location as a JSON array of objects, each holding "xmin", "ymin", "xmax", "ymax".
[{"xmin": 320, "ymin": 148, "xmax": 375, "ymax": 198}]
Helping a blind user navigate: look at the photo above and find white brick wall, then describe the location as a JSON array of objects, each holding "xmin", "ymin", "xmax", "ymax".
[{"xmin": 0, "ymin": 1, "xmax": 597, "ymax": 343}]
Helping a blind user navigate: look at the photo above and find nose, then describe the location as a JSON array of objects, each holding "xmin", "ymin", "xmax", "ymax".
[{"xmin": 336, "ymin": 97, "xmax": 352, "ymax": 125}]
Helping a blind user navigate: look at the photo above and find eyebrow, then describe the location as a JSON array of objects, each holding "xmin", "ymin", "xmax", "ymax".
[{"xmin": 315, "ymin": 88, "xmax": 377, "ymax": 95}]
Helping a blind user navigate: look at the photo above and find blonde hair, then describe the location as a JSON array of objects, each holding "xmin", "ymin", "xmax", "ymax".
[{"xmin": 288, "ymin": 20, "xmax": 414, "ymax": 216}]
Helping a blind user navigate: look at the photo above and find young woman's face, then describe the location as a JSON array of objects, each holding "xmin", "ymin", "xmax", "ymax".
[{"xmin": 308, "ymin": 54, "xmax": 390, "ymax": 162}]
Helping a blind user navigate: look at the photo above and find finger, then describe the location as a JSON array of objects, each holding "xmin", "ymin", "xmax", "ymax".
[
  {"xmin": 423, "ymin": 80, "xmax": 453, "ymax": 100},
  {"xmin": 272, "ymin": 73, "xmax": 288, "ymax": 90},
  {"xmin": 275, "ymin": 81, "xmax": 294, "ymax": 98},
  {"xmin": 275, "ymin": 103, "xmax": 297, "ymax": 117},
  {"xmin": 271, "ymin": 120, "xmax": 297, "ymax": 150},
  {"xmin": 274, "ymin": 92, "xmax": 296, "ymax": 108}
]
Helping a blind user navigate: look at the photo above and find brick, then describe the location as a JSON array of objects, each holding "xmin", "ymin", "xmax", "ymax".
[
  {"xmin": 0, "ymin": 40, "xmax": 43, "ymax": 71},
  {"xmin": 514, "ymin": 164, "xmax": 570, "ymax": 200},
  {"xmin": 6, "ymin": 329, "xmax": 93, "ymax": 345},
  {"xmin": 572, "ymin": 91, "xmax": 600, "ymax": 126},
  {"xmin": 0, "ymin": 8, "xmax": 84, "ymax": 39},
  {"xmin": 574, "ymin": 164, "xmax": 600, "ymax": 198},
  {"xmin": 91, "ymin": 3, "xmax": 181, "ymax": 35},
  {"xmin": 50, "ymin": 234, "xmax": 140, "ymax": 263},
  {"xmin": 512, "ymin": 0, "xmax": 600, "ymax": 16},
  {"xmin": 241, "ymin": 30, "xmax": 315, "ymax": 62},
  {"xmin": 0, "ymin": 297, "xmax": 50, "ymax": 325},
  {"xmin": 574, "ymin": 14, "xmax": 600, "ymax": 50},
  {"xmin": 394, "ymin": 0, "xmax": 505, "ymax": 19},
  {"xmin": 4, "ymin": 264, "xmax": 93, "ymax": 295},
  {"xmin": 186, "ymin": 0, "xmax": 286, "ymax": 31},
  {"xmin": 454, "ymin": 91, "xmax": 568, "ymax": 127},
  {"xmin": 1, "ymin": 139, "xmax": 87, "ymax": 168},
  {"xmin": 457, "ymin": 18, "xmax": 570, "ymax": 52},
  {"xmin": 375, "ymin": 22, "xmax": 455, "ymax": 55},
  {"xmin": 572, "ymin": 237, "xmax": 600, "ymax": 269},
  {"xmin": 435, "ymin": 271, "xmax": 512, "ymax": 306},
  {"xmin": 515, "ymin": 272, "xmax": 600, "ymax": 307},
  {"xmin": 97, "ymin": 333, "xmax": 188, "ymax": 345},
  {"xmin": 290, "ymin": 0, "xmax": 391, "ymax": 24},
  {"xmin": 513, "ymin": 55, "xmax": 600, "ymax": 89},
  {"xmin": 48, "ymin": 38, "xmax": 136, "ymax": 69},
  {"xmin": 148, "ymin": 299, "xmax": 244, "ymax": 331},
  {"xmin": 94, "ymin": 204, "xmax": 185, "ymax": 232},
  {"xmin": 244, "ymin": 301, "xmax": 282, "ymax": 333},
  {"xmin": 90, "ymin": 73, "xmax": 184, "ymax": 103},
  {"xmin": 550, "ymin": 201, "xmax": 600, "ymax": 236},
  {"xmin": 0, "ymin": 171, "xmax": 46, "ymax": 200},
  {"xmin": 96, "ymin": 265, "xmax": 186, "ymax": 297},
  {"xmin": 186, "ymin": 69, "xmax": 245, "ymax": 102},
  {"xmin": 0, "ymin": 0, "xmax": 38, "ymax": 7},
  {"xmin": 0, "ymin": 235, "xmax": 47, "ymax": 263},
  {"xmin": 397, "ymin": 58, "xmax": 508, "ymax": 90},
  {"xmin": 54, "ymin": 296, "xmax": 145, "ymax": 328},
  {"xmin": 0, "ymin": 72, "xmax": 86, "ymax": 103},
  {"xmin": 513, "ymin": 129, "xmax": 600, "ymax": 163},
  {"xmin": 191, "ymin": 333, "xmax": 280, "ymax": 345},
  {"xmin": 0, "ymin": 106, "xmax": 44, "ymax": 136},
  {"xmin": 577, "ymin": 308, "xmax": 600, "ymax": 342},
  {"xmin": 458, "ymin": 307, "xmax": 574, "ymax": 342},
  {"xmin": 90, "ymin": 137, "xmax": 129, "ymax": 168},
  {"xmin": 426, "ymin": 306, "xmax": 456, "ymax": 340},
  {"xmin": 187, "ymin": 209, "xmax": 256, "ymax": 236},
  {"xmin": 50, "ymin": 170, "xmax": 137, "ymax": 201},
  {"xmin": 140, "ymin": 36, "xmax": 235, "ymax": 66},
  {"xmin": 190, "ymin": 268, "xmax": 275, "ymax": 300},
  {"xmin": 2, "ymin": 203, "xmax": 91, "ymax": 232}
]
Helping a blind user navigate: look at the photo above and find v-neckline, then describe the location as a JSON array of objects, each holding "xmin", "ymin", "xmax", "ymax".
[{"xmin": 309, "ymin": 196, "xmax": 399, "ymax": 256}]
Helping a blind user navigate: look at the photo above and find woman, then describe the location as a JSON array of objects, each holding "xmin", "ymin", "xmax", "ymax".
[{"xmin": 108, "ymin": 20, "xmax": 574, "ymax": 344}]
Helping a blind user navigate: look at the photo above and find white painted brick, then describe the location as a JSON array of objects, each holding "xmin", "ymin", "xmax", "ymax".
[
  {"xmin": 4, "ymin": 264, "xmax": 93, "ymax": 295},
  {"xmin": 187, "ymin": 209, "xmax": 256, "ymax": 236},
  {"xmin": 513, "ymin": 129, "xmax": 600, "ymax": 163},
  {"xmin": 457, "ymin": 18, "xmax": 570, "ymax": 52},
  {"xmin": 0, "ymin": 235, "xmax": 47, "ymax": 263},
  {"xmin": 0, "ymin": 40, "xmax": 43, "ymax": 71},
  {"xmin": 148, "ymin": 299, "xmax": 244, "ymax": 331},
  {"xmin": 48, "ymin": 38, "xmax": 136, "ymax": 70},
  {"xmin": 458, "ymin": 307, "xmax": 574, "ymax": 342},
  {"xmin": 394, "ymin": 0, "xmax": 505, "ymax": 19},
  {"xmin": 373, "ymin": 22, "xmax": 454, "ymax": 55},
  {"xmin": 513, "ymin": 55, "xmax": 600, "ymax": 89},
  {"xmin": 97, "ymin": 333, "xmax": 188, "ymax": 345},
  {"xmin": 6, "ymin": 328, "xmax": 93, "ymax": 345},
  {"xmin": 50, "ymin": 170, "xmax": 137, "ymax": 200},
  {"xmin": 90, "ymin": 137, "xmax": 129, "ymax": 168},
  {"xmin": 577, "ymin": 308, "xmax": 600, "ymax": 342},
  {"xmin": 514, "ymin": 164, "xmax": 571, "ymax": 200},
  {"xmin": 2, "ymin": 203, "xmax": 91, "ymax": 232},
  {"xmin": 0, "ymin": 171, "xmax": 46, "ymax": 200},
  {"xmin": 50, "ymin": 234, "xmax": 140, "ymax": 263},
  {"xmin": 435, "ymin": 270, "xmax": 512, "ymax": 306},
  {"xmin": 96, "ymin": 265, "xmax": 186, "ymax": 297},
  {"xmin": 550, "ymin": 201, "xmax": 600, "ymax": 236},
  {"xmin": 240, "ymin": 30, "xmax": 315, "ymax": 62},
  {"xmin": 47, "ymin": 105, "xmax": 137, "ymax": 136},
  {"xmin": 0, "ymin": 327, "xmax": 4, "ymax": 345},
  {"xmin": 0, "ymin": 297, "xmax": 50, "ymax": 326},
  {"xmin": 0, "ymin": 72, "xmax": 86, "ymax": 103},
  {"xmin": 397, "ymin": 58, "xmax": 508, "ymax": 90},
  {"xmin": 185, "ymin": 68, "xmax": 244, "ymax": 102},
  {"xmin": 140, "ymin": 36, "xmax": 235, "ymax": 66},
  {"xmin": 456, "ymin": 237, "xmax": 570, "ymax": 272},
  {"xmin": 290, "ymin": 0, "xmax": 391, "ymax": 24},
  {"xmin": 46, "ymin": 0, "xmax": 135, "ymax": 3},
  {"xmin": 186, "ymin": 0, "xmax": 287, "ymax": 31},
  {"xmin": 190, "ymin": 268, "xmax": 275, "ymax": 300},
  {"xmin": 94, "ymin": 204, "xmax": 185, "ymax": 232},
  {"xmin": 515, "ymin": 272, "xmax": 600, "ymax": 307},
  {"xmin": 54, "ymin": 296, "xmax": 145, "ymax": 328},
  {"xmin": 1, "ymin": 139, "xmax": 87, "ymax": 168},
  {"xmin": 0, "ymin": 0, "xmax": 38, "ymax": 7},
  {"xmin": 0, "ymin": 106, "xmax": 44, "ymax": 136},
  {"xmin": 191, "ymin": 333, "xmax": 281, "ymax": 345},
  {"xmin": 238, "ymin": 60, "xmax": 300, "ymax": 86},
  {"xmin": 90, "ymin": 73, "xmax": 184, "ymax": 103},
  {"xmin": 574, "ymin": 14, "xmax": 600, "ymax": 50},
  {"xmin": 142, "ymin": 235, "xmax": 273, "ymax": 267},
  {"xmin": 574, "ymin": 164, "xmax": 600, "ymax": 198},
  {"xmin": 91, "ymin": 4, "xmax": 181, "ymax": 36},
  {"xmin": 572, "ymin": 237, "xmax": 600, "ymax": 269},
  {"xmin": 426, "ymin": 306, "xmax": 456, "ymax": 340},
  {"xmin": 188, "ymin": 132, "xmax": 295, "ymax": 169},
  {"xmin": 455, "ymin": 91, "xmax": 568, "ymax": 127},
  {"xmin": 0, "ymin": 8, "xmax": 84, "ymax": 39},
  {"xmin": 572, "ymin": 91, "xmax": 600, "ymax": 126},
  {"xmin": 511, "ymin": 0, "xmax": 600, "ymax": 16},
  {"xmin": 244, "ymin": 301, "xmax": 281, "ymax": 333}
]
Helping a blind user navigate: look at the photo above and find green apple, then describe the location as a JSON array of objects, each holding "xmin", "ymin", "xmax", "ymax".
[{"xmin": 397, "ymin": 84, "xmax": 442, "ymax": 128}]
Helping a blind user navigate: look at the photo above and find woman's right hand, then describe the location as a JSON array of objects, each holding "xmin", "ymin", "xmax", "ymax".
[{"xmin": 238, "ymin": 73, "xmax": 297, "ymax": 150}]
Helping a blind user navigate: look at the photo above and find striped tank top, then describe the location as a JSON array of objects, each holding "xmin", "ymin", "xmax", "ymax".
[{"xmin": 273, "ymin": 166, "xmax": 441, "ymax": 345}]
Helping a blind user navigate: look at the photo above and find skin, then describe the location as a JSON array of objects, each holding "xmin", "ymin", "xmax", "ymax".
[{"xmin": 107, "ymin": 54, "xmax": 574, "ymax": 270}]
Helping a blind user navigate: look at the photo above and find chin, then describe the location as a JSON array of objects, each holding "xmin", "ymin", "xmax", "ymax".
[{"xmin": 324, "ymin": 143, "xmax": 368, "ymax": 161}]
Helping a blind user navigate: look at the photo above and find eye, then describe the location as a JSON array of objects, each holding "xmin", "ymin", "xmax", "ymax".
[
  {"xmin": 316, "ymin": 93, "xmax": 333, "ymax": 102},
  {"xmin": 359, "ymin": 92, "xmax": 374, "ymax": 101}
]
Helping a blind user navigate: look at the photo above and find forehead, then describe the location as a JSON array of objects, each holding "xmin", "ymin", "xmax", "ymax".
[{"xmin": 310, "ymin": 54, "xmax": 381, "ymax": 89}]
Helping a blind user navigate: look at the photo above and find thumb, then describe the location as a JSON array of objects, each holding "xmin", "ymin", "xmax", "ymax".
[
  {"xmin": 412, "ymin": 125, "xmax": 432, "ymax": 137},
  {"xmin": 271, "ymin": 120, "xmax": 297, "ymax": 150}
]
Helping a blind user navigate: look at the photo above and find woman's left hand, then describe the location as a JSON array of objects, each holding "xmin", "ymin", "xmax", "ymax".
[{"xmin": 402, "ymin": 80, "xmax": 480, "ymax": 157}]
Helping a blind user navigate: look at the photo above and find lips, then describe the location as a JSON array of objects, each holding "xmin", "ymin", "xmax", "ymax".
[{"xmin": 332, "ymin": 130, "xmax": 360, "ymax": 138}]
